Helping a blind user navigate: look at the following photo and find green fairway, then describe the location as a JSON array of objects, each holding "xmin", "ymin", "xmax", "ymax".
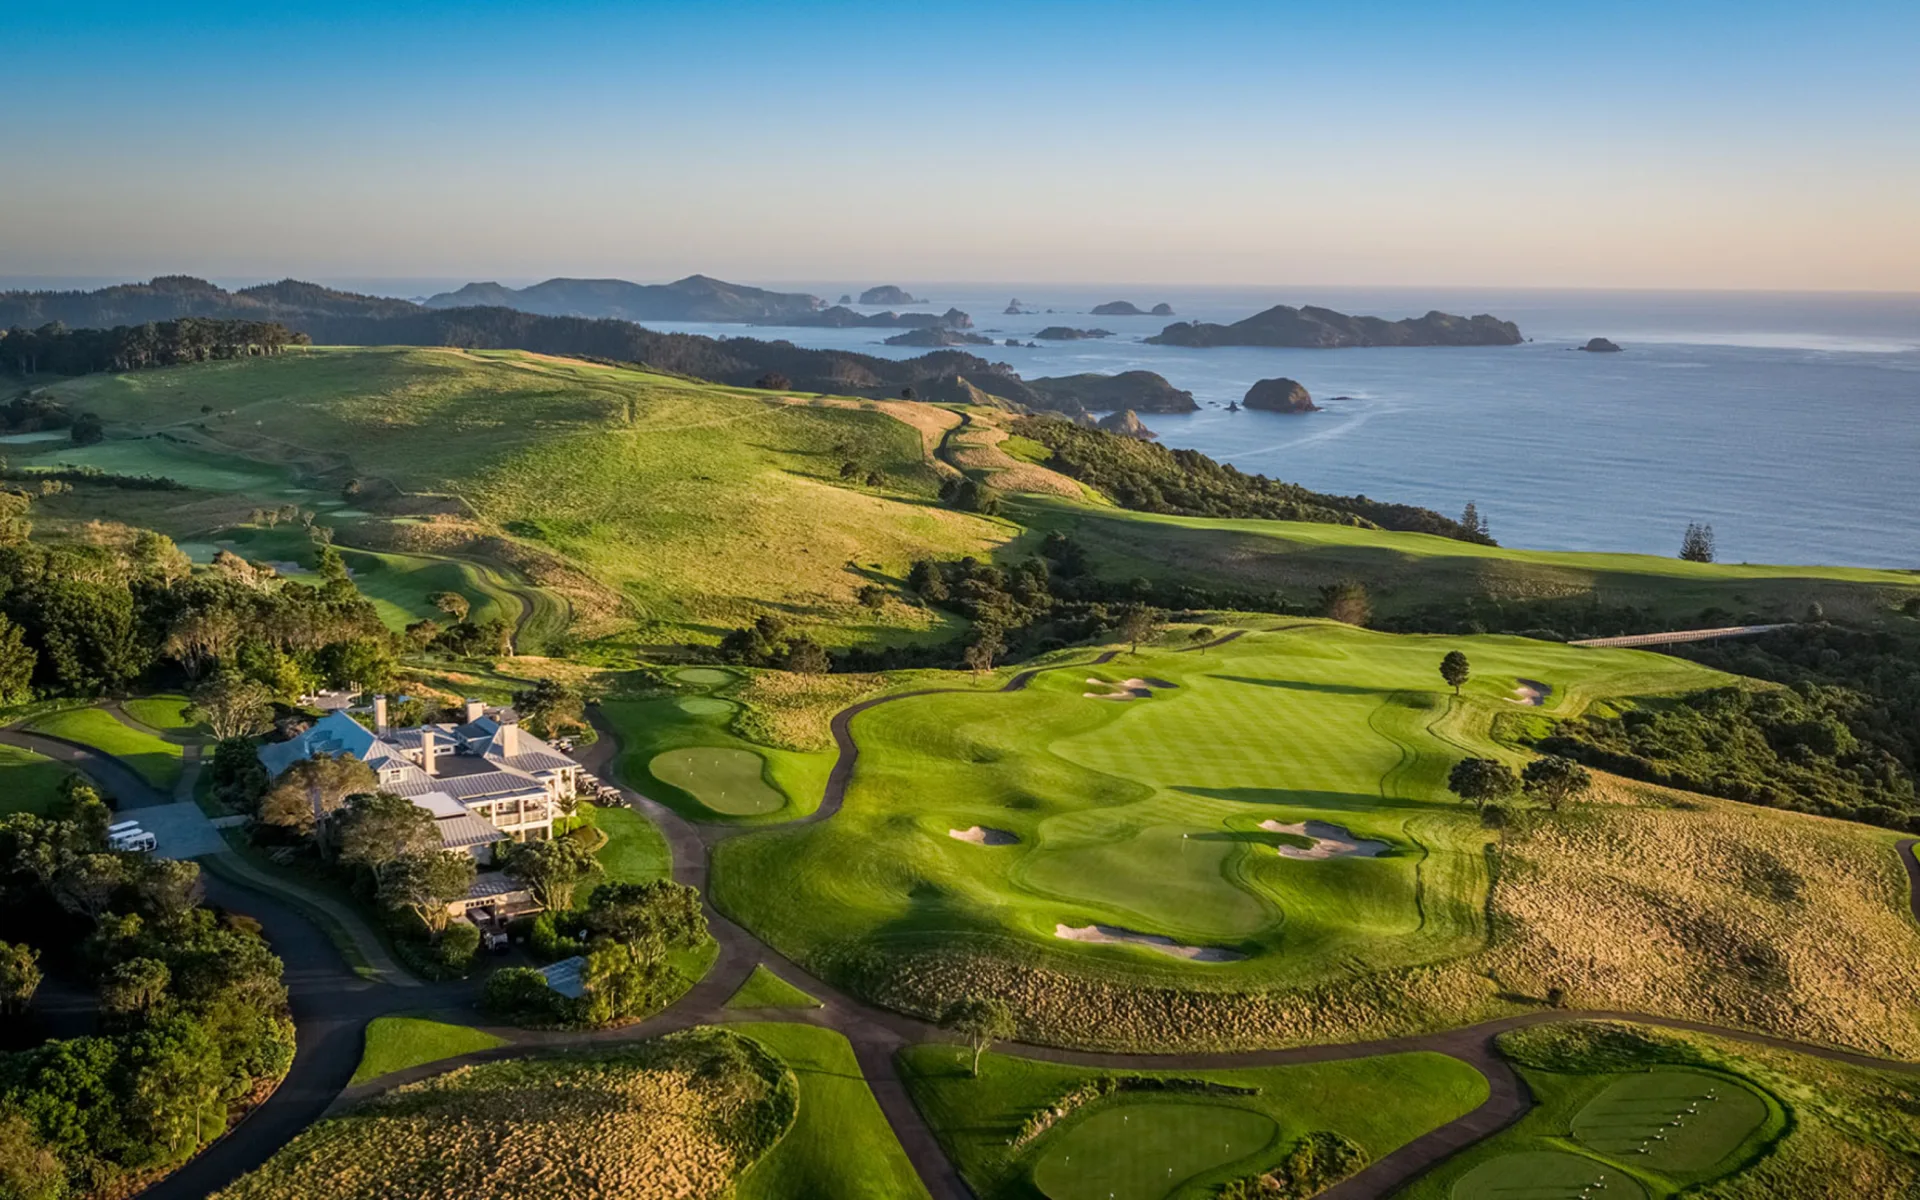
[
  {"xmin": 712, "ymin": 622, "xmax": 1728, "ymax": 1036},
  {"xmin": 901, "ymin": 1043, "xmax": 1487, "ymax": 1200},
  {"xmin": 730, "ymin": 1023, "xmax": 931, "ymax": 1200},
  {"xmin": 1022, "ymin": 498, "xmax": 1920, "ymax": 624},
  {"xmin": 1031, "ymin": 1098, "xmax": 1277, "ymax": 1200},
  {"xmin": 651, "ymin": 746, "xmax": 785, "ymax": 815},
  {"xmin": 350, "ymin": 1016, "xmax": 507, "ymax": 1085},
  {"xmin": 601, "ymin": 696, "xmax": 830, "ymax": 822},
  {"xmin": 1449, "ymin": 1150, "xmax": 1649, "ymax": 1200},
  {"xmin": 1571, "ymin": 1069, "xmax": 1767, "ymax": 1171},
  {"xmin": 0, "ymin": 745, "xmax": 77, "ymax": 815},
  {"xmin": 120, "ymin": 694, "xmax": 204, "ymax": 736},
  {"xmin": 29, "ymin": 707, "xmax": 184, "ymax": 791},
  {"xmin": 725, "ymin": 965, "xmax": 824, "ymax": 1010}
]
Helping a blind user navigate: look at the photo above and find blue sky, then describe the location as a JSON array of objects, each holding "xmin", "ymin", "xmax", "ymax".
[{"xmin": 4, "ymin": 1, "xmax": 1917, "ymax": 289}]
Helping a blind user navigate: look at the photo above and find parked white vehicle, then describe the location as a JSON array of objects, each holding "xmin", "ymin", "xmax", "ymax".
[{"xmin": 109, "ymin": 828, "xmax": 157, "ymax": 853}]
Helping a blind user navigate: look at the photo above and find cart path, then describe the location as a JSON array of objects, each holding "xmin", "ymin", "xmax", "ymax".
[{"xmin": 100, "ymin": 638, "xmax": 1920, "ymax": 1200}]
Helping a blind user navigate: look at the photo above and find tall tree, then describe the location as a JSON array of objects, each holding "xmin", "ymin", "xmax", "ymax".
[
  {"xmin": 335, "ymin": 791, "xmax": 440, "ymax": 877},
  {"xmin": 101, "ymin": 957, "xmax": 172, "ymax": 1019},
  {"xmin": 941, "ymin": 996, "xmax": 1015, "ymax": 1077},
  {"xmin": 429, "ymin": 591, "xmax": 470, "ymax": 623},
  {"xmin": 1439, "ymin": 650, "xmax": 1471, "ymax": 696},
  {"xmin": 581, "ymin": 880, "xmax": 706, "ymax": 964},
  {"xmin": 504, "ymin": 837, "xmax": 597, "ymax": 912},
  {"xmin": 1447, "ymin": 758, "xmax": 1518, "ymax": 811},
  {"xmin": 1679, "ymin": 522, "xmax": 1717, "ymax": 563},
  {"xmin": 376, "ymin": 852, "xmax": 475, "ymax": 937},
  {"xmin": 1112, "ymin": 604, "xmax": 1163, "ymax": 654},
  {"xmin": 188, "ymin": 671, "xmax": 273, "ymax": 740},
  {"xmin": 1522, "ymin": 755, "xmax": 1594, "ymax": 811},
  {"xmin": 257, "ymin": 752, "xmax": 376, "ymax": 836},
  {"xmin": 0, "ymin": 614, "xmax": 34, "ymax": 705}
]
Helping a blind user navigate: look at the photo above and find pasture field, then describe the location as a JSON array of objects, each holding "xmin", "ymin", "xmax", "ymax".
[
  {"xmin": 725, "ymin": 966, "xmax": 823, "ymax": 1010},
  {"xmin": 729, "ymin": 1022, "xmax": 931, "ymax": 1200},
  {"xmin": 0, "ymin": 744, "xmax": 76, "ymax": 814},
  {"xmin": 712, "ymin": 622, "xmax": 1920, "ymax": 1053},
  {"xmin": 1019, "ymin": 497, "xmax": 1920, "ymax": 624},
  {"xmin": 900, "ymin": 1043, "xmax": 1486, "ymax": 1200},
  {"xmin": 350, "ymin": 1017, "xmax": 507, "ymax": 1084},
  {"xmin": 28, "ymin": 707, "xmax": 184, "ymax": 790},
  {"xmin": 215, "ymin": 1029, "xmax": 796, "ymax": 1200},
  {"xmin": 1391, "ymin": 1022, "xmax": 1920, "ymax": 1200},
  {"xmin": 37, "ymin": 347, "xmax": 1003, "ymax": 648}
]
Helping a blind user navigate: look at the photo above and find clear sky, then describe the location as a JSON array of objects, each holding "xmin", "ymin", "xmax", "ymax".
[{"xmin": 4, "ymin": 0, "xmax": 1917, "ymax": 291}]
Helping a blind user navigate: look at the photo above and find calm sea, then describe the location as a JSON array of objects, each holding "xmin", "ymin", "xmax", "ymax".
[{"xmin": 644, "ymin": 286, "xmax": 1920, "ymax": 570}]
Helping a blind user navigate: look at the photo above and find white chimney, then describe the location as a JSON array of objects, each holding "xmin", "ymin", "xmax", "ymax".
[
  {"xmin": 421, "ymin": 727, "xmax": 439, "ymax": 776},
  {"xmin": 464, "ymin": 698, "xmax": 485, "ymax": 724},
  {"xmin": 373, "ymin": 695, "xmax": 389, "ymax": 737},
  {"xmin": 497, "ymin": 719, "xmax": 519, "ymax": 758}
]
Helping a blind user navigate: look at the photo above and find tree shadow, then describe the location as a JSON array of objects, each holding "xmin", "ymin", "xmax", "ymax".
[
  {"xmin": 1209, "ymin": 676, "xmax": 1390, "ymax": 697},
  {"xmin": 1172, "ymin": 787, "xmax": 1396, "ymax": 813}
]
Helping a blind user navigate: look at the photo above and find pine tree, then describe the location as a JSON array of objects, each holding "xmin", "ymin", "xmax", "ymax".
[{"xmin": 1680, "ymin": 522, "xmax": 1717, "ymax": 563}]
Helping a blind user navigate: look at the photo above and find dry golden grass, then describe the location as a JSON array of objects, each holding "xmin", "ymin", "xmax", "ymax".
[
  {"xmin": 946, "ymin": 420, "xmax": 1082, "ymax": 497},
  {"xmin": 217, "ymin": 1035, "xmax": 794, "ymax": 1200},
  {"xmin": 1488, "ymin": 776, "xmax": 1920, "ymax": 1057},
  {"xmin": 730, "ymin": 669, "xmax": 888, "ymax": 751}
]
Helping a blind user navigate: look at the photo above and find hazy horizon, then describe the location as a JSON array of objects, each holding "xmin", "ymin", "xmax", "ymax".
[{"xmin": 6, "ymin": 1, "xmax": 1918, "ymax": 292}]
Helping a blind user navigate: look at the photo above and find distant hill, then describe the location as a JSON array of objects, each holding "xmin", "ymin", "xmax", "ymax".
[
  {"xmin": 859, "ymin": 285, "xmax": 920, "ymax": 305},
  {"xmin": 790, "ymin": 306, "xmax": 971, "ymax": 330},
  {"xmin": 0, "ymin": 275, "xmax": 418, "ymax": 328},
  {"xmin": 1026, "ymin": 371, "xmax": 1197, "ymax": 413},
  {"xmin": 1148, "ymin": 304, "xmax": 1522, "ymax": 348},
  {"xmin": 421, "ymin": 274, "xmax": 824, "ymax": 322}
]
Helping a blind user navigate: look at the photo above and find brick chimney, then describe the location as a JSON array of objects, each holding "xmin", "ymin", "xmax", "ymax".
[
  {"xmin": 373, "ymin": 694, "xmax": 389, "ymax": 737},
  {"xmin": 421, "ymin": 727, "xmax": 439, "ymax": 776},
  {"xmin": 464, "ymin": 698, "xmax": 485, "ymax": 724}
]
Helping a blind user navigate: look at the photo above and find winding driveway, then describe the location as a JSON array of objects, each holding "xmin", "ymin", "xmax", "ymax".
[{"xmin": 70, "ymin": 635, "xmax": 1920, "ymax": 1200}]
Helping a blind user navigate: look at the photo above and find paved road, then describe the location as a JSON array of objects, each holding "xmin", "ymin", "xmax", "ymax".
[
  {"xmin": 1568, "ymin": 623, "xmax": 1792, "ymax": 649},
  {"xmin": 76, "ymin": 635, "xmax": 1920, "ymax": 1199}
]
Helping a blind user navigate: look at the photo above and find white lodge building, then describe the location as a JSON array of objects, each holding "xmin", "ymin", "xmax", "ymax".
[{"xmin": 257, "ymin": 696, "xmax": 584, "ymax": 859}]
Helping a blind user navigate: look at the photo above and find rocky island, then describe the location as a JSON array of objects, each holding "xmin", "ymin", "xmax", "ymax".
[
  {"xmin": 1242, "ymin": 377, "xmax": 1321, "ymax": 413},
  {"xmin": 1096, "ymin": 409, "xmax": 1157, "ymax": 439},
  {"xmin": 1090, "ymin": 300, "xmax": 1176, "ymax": 317},
  {"xmin": 1147, "ymin": 303, "xmax": 1522, "ymax": 348},
  {"xmin": 1026, "ymin": 370, "xmax": 1198, "ymax": 413},
  {"xmin": 1035, "ymin": 326, "xmax": 1114, "ymax": 340},
  {"xmin": 788, "ymin": 305, "xmax": 971, "ymax": 330},
  {"xmin": 860, "ymin": 285, "xmax": 922, "ymax": 305},
  {"xmin": 1577, "ymin": 337, "xmax": 1623, "ymax": 352},
  {"xmin": 883, "ymin": 327, "xmax": 993, "ymax": 347}
]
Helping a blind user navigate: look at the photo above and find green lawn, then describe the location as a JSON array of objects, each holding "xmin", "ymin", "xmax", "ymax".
[
  {"xmin": 730, "ymin": 1023, "xmax": 931, "ymax": 1200},
  {"xmin": 900, "ymin": 1042, "xmax": 1487, "ymax": 1199},
  {"xmin": 1021, "ymin": 497, "xmax": 1920, "ymax": 625},
  {"xmin": 121, "ymin": 693, "xmax": 204, "ymax": 736},
  {"xmin": 725, "ymin": 965, "xmax": 824, "ymax": 1010},
  {"xmin": 711, "ymin": 622, "xmax": 1728, "ymax": 1046},
  {"xmin": 350, "ymin": 1016, "xmax": 508, "ymax": 1085},
  {"xmin": 581, "ymin": 801, "xmax": 672, "ymax": 889},
  {"xmin": 28, "ymin": 707, "xmax": 185, "ymax": 791},
  {"xmin": 651, "ymin": 746, "xmax": 786, "ymax": 815},
  {"xmin": 0, "ymin": 744, "xmax": 78, "ymax": 814}
]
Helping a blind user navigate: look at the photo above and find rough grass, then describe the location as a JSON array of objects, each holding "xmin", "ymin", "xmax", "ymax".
[
  {"xmin": 730, "ymin": 668, "xmax": 889, "ymax": 752},
  {"xmin": 725, "ymin": 966, "xmax": 823, "ymax": 1011},
  {"xmin": 29, "ymin": 707, "xmax": 184, "ymax": 790},
  {"xmin": 0, "ymin": 744, "xmax": 76, "ymax": 814},
  {"xmin": 39, "ymin": 347, "xmax": 1005, "ymax": 648},
  {"xmin": 216, "ymin": 1030, "xmax": 797, "ymax": 1200},
  {"xmin": 900, "ymin": 1043, "xmax": 1487, "ymax": 1200},
  {"xmin": 350, "ymin": 1017, "xmax": 507, "ymax": 1085},
  {"xmin": 728, "ymin": 1022, "xmax": 929, "ymax": 1200},
  {"xmin": 713, "ymin": 623, "xmax": 1920, "ymax": 1054},
  {"xmin": 1019, "ymin": 497, "xmax": 1920, "ymax": 624},
  {"xmin": 1395, "ymin": 1022, "xmax": 1920, "ymax": 1200}
]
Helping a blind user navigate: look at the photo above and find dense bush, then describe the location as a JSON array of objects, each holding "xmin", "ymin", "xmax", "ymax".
[
  {"xmin": 1, "ymin": 318, "xmax": 306, "ymax": 378},
  {"xmin": 1010, "ymin": 416, "xmax": 1487, "ymax": 541},
  {"xmin": 1217, "ymin": 1131, "xmax": 1368, "ymax": 1199},
  {"xmin": 1538, "ymin": 683, "xmax": 1916, "ymax": 830},
  {"xmin": 481, "ymin": 967, "xmax": 565, "ymax": 1025}
]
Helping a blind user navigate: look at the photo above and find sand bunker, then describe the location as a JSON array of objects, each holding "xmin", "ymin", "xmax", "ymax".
[
  {"xmin": 948, "ymin": 825, "xmax": 1019, "ymax": 845},
  {"xmin": 1083, "ymin": 677, "xmax": 1177, "ymax": 701},
  {"xmin": 1054, "ymin": 923, "xmax": 1244, "ymax": 962},
  {"xmin": 1259, "ymin": 819, "xmax": 1388, "ymax": 860},
  {"xmin": 1510, "ymin": 678, "xmax": 1554, "ymax": 706}
]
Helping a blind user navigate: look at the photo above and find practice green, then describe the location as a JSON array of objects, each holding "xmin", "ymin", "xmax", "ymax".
[
  {"xmin": 1451, "ymin": 1150, "xmax": 1648, "ymax": 1200},
  {"xmin": 1030, "ymin": 1098, "xmax": 1276, "ymax": 1200},
  {"xmin": 1572, "ymin": 1069, "xmax": 1767, "ymax": 1172},
  {"xmin": 651, "ymin": 747, "xmax": 785, "ymax": 815}
]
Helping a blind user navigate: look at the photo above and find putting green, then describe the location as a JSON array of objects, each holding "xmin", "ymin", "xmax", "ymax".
[
  {"xmin": 677, "ymin": 696, "xmax": 736, "ymax": 716},
  {"xmin": 650, "ymin": 747, "xmax": 785, "ymax": 815},
  {"xmin": 1572, "ymin": 1069, "xmax": 1768, "ymax": 1172},
  {"xmin": 1030, "ymin": 1099, "xmax": 1276, "ymax": 1200},
  {"xmin": 1450, "ymin": 1150, "xmax": 1647, "ymax": 1200},
  {"xmin": 677, "ymin": 667, "xmax": 736, "ymax": 687}
]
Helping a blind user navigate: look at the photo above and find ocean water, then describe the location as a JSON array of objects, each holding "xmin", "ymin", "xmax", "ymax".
[{"xmin": 646, "ymin": 286, "xmax": 1920, "ymax": 569}]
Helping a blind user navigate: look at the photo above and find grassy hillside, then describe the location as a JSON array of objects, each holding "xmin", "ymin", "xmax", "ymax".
[
  {"xmin": 711, "ymin": 621, "xmax": 1920, "ymax": 1054},
  {"xmin": 1018, "ymin": 498, "xmax": 1920, "ymax": 624},
  {"xmin": 25, "ymin": 347, "xmax": 1004, "ymax": 648}
]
